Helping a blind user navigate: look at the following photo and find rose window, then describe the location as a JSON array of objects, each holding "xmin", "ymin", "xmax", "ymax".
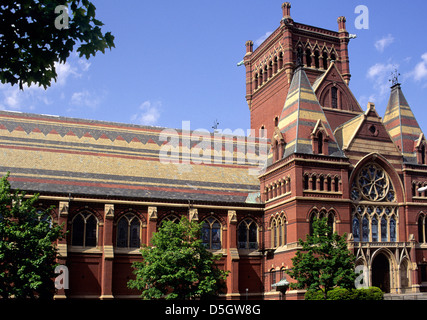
[{"xmin": 351, "ymin": 163, "xmax": 395, "ymax": 202}]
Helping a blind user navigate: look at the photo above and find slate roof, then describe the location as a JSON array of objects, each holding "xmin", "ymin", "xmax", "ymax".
[
  {"xmin": 275, "ymin": 66, "xmax": 343, "ymax": 159},
  {"xmin": 0, "ymin": 111, "xmax": 263, "ymax": 204},
  {"xmin": 383, "ymin": 83, "xmax": 424, "ymax": 163}
]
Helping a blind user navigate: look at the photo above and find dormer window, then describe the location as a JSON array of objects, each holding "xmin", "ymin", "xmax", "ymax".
[
  {"xmin": 271, "ymin": 128, "xmax": 285, "ymax": 162},
  {"xmin": 415, "ymin": 134, "xmax": 427, "ymax": 165},
  {"xmin": 311, "ymin": 120, "xmax": 329, "ymax": 156}
]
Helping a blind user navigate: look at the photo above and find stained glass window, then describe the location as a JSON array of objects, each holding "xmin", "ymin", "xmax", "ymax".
[
  {"xmin": 362, "ymin": 216, "xmax": 369, "ymax": 242},
  {"xmin": 353, "ymin": 216, "xmax": 360, "ymax": 242},
  {"xmin": 238, "ymin": 218, "xmax": 258, "ymax": 249},
  {"xmin": 381, "ymin": 216, "xmax": 388, "ymax": 241},
  {"xmin": 372, "ymin": 216, "xmax": 378, "ymax": 242},
  {"xmin": 390, "ymin": 217, "xmax": 396, "ymax": 242},
  {"xmin": 351, "ymin": 163, "xmax": 398, "ymax": 243},
  {"xmin": 202, "ymin": 217, "xmax": 221, "ymax": 250},
  {"xmin": 116, "ymin": 214, "xmax": 140, "ymax": 248},
  {"xmin": 72, "ymin": 212, "xmax": 98, "ymax": 247}
]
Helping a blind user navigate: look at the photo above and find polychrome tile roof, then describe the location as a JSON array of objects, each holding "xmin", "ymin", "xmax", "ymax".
[
  {"xmin": 383, "ymin": 84, "xmax": 424, "ymax": 163},
  {"xmin": 277, "ymin": 67, "xmax": 343, "ymax": 159},
  {"xmin": 0, "ymin": 111, "xmax": 263, "ymax": 204}
]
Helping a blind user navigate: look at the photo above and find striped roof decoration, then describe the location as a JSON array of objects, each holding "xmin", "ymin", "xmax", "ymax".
[
  {"xmin": 0, "ymin": 111, "xmax": 262, "ymax": 204},
  {"xmin": 383, "ymin": 83, "xmax": 424, "ymax": 163},
  {"xmin": 275, "ymin": 66, "xmax": 343, "ymax": 159}
]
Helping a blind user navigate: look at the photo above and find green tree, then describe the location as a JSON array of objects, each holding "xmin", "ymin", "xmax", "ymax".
[
  {"xmin": 0, "ymin": 173, "xmax": 65, "ymax": 299},
  {"xmin": 286, "ymin": 217, "xmax": 357, "ymax": 300},
  {"xmin": 128, "ymin": 216, "xmax": 229, "ymax": 300},
  {"xmin": 0, "ymin": 0, "xmax": 115, "ymax": 89}
]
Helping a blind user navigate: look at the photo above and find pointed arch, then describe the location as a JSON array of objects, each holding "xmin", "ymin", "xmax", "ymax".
[
  {"xmin": 349, "ymin": 153, "xmax": 404, "ymax": 203},
  {"xmin": 270, "ymin": 211, "xmax": 287, "ymax": 248},
  {"xmin": 71, "ymin": 211, "xmax": 99, "ymax": 247},
  {"xmin": 237, "ymin": 218, "xmax": 258, "ymax": 249},
  {"xmin": 201, "ymin": 216, "xmax": 222, "ymax": 250},
  {"xmin": 116, "ymin": 213, "xmax": 141, "ymax": 248}
]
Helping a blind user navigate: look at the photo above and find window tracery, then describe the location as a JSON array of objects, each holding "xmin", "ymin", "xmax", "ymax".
[
  {"xmin": 351, "ymin": 163, "xmax": 398, "ymax": 242},
  {"xmin": 238, "ymin": 218, "xmax": 258, "ymax": 249}
]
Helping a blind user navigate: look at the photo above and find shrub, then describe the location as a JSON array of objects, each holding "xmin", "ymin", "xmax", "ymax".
[
  {"xmin": 351, "ymin": 287, "xmax": 383, "ymax": 300},
  {"xmin": 304, "ymin": 286, "xmax": 383, "ymax": 300},
  {"xmin": 304, "ymin": 289, "xmax": 324, "ymax": 300}
]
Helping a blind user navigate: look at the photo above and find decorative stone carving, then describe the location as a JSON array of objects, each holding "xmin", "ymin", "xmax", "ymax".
[{"xmin": 148, "ymin": 206, "xmax": 157, "ymax": 221}]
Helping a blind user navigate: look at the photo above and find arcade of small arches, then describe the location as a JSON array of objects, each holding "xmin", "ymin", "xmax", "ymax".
[
  {"xmin": 303, "ymin": 172, "xmax": 341, "ymax": 193},
  {"xmin": 264, "ymin": 176, "xmax": 291, "ymax": 201},
  {"xmin": 295, "ymin": 42, "xmax": 338, "ymax": 70},
  {"xmin": 253, "ymin": 51, "xmax": 284, "ymax": 91},
  {"xmin": 252, "ymin": 43, "xmax": 338, "ymax": 92}
]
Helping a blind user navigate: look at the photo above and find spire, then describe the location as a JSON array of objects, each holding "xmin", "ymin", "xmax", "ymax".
[
  {"xmin": 276, "ymin": 67, "xmax": 343, "ymax": 159},
  {"xmin": 383, "ymin": 83, "xmax": 424, "ymax": 163}
]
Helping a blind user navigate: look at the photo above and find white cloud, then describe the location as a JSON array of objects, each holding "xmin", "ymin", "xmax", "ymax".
[
  {"xmin": 131, "ymin": 100, "xmax": 161, "ymax": 126},
  {"xmin": 254, "ymin": 31, "xmax": 273, "ymax": 47},
  {"xmin": 374, "ymin": 34, "xmax": 394, "ymax": 53},
  {"xmin": 365, "ymin": 62, "xmax": 397, "ymax": 103},
  {"xmin": 71, "ymin": 90, "xmax": 102, "ymax": 109},
  {"xmin": 0, "ymin": 54, "xmax": 93, "ymax": 113},
  {"xmin": 411, "ymin": 52, "xmax": 427, "ymax": 81},
  {"xmin": 0, "ymin": 83, "xmax": 45, "ymax": 111}
]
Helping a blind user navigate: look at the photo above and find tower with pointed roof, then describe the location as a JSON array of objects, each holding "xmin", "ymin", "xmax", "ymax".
[
  {"xmin": 243, "ymin": 2, "xmax": 354, "ymax": 137},
  {"xmin": 383, "ymin": 82, "xmax": 426, "ymax": 164}
]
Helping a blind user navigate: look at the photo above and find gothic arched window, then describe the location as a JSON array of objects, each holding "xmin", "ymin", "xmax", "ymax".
[
  {"xmin": 238, "ymin": 218, "xmax": 258, "ymax": 249},
  {"xmin": 117, "ymin": 213, "xmax": 141, "ymax": 248},
  {"xmin": 71, "ymin": 211, "xmax": 98, "ymax": 247},
  {"xmin": 309, "ymin": 209, "xmax": 335, "ymax": 236},
  {"xmin": 271, "ymin": 214, "xmax": 286, "ymax": 247},
  {"xmin": 201, "ymin": 217, "xmax": 221, "ymax": 250},
  {"xmin": 351, "ymin": 162, "xmax": 398, "ymax": 243}
]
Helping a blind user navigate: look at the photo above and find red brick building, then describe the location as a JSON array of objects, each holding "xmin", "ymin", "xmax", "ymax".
[{"xmin": 1, "ymin": 2, "xmax": 426, "ymax": 299}]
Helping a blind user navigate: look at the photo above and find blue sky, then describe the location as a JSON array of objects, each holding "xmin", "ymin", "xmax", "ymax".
[{"xmin": 1, "ymin": 0, "xmax": 426, "ymax": 134}]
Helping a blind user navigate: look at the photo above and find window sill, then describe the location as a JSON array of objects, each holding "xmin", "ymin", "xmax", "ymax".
[
  {"xmin": 238, "ymin": 248, "xmax": 262, "ymax": 256},
  {"xmin": 68, "ymin": 246, "xmax": 102, "ymax": 254},
  {"xmin": 114, "ymin": 248, "xmax": 141, "ymax": 255}
]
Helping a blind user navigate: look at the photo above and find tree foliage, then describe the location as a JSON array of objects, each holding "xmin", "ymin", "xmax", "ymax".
[
  {"xmin": 286, "ymin": 217, "xmax": 357, "ymax": 299},
  {"xmin": 128, "ymin": 216, "xmax": 229, "ymax": 300},
  {"xmin": 0, "ymin": 0, "xmax": 115, "ymax": 89},
  {"xmin": 0, "ymin": 173, "xmax": 65, "ymax": 299}
]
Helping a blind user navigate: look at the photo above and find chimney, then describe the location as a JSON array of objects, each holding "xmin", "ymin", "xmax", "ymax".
[
  {"xmin": 337, "ymin": 16, "xmax": 346, "ymax": 32},
  {"xmin": 245, "ymin": 40, "xmax": 253, "ymax": 54},
  {"xmin": 282, "ymin": 2, "xmax": 291, "ymax": 18}
]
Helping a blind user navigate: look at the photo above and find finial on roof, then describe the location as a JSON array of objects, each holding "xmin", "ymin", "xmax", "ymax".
[
  {"xmin": 389, "ymin": 68, "xmax": 400, "ymax": 87},
  {"xmin": 212, "ymin": 119, "xmax": 219, "ymax": 133}
]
